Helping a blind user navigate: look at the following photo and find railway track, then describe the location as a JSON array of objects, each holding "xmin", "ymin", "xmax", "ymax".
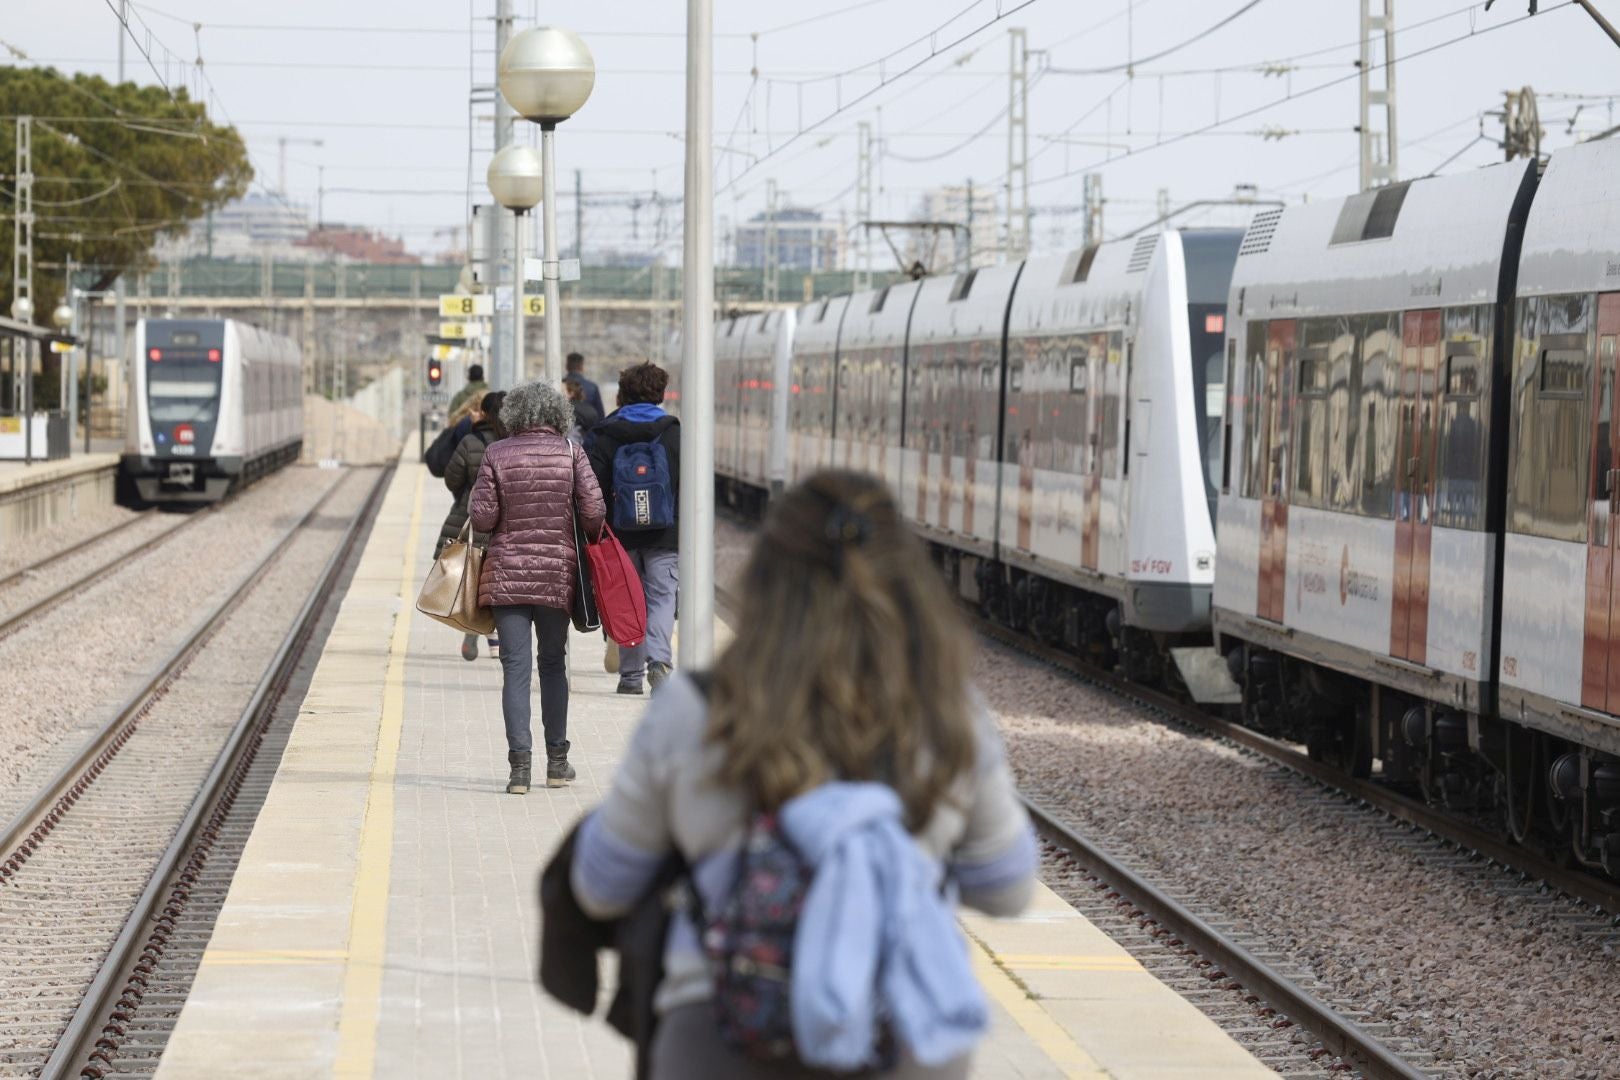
[
  {"xmin": 0, "ymin": 512, "xmax": 154, "ymax": 594},
  {"xmin": 0, "ymin": 466, "xmax": 390, "ymax": 1080},
  {"xmin": 973, "ymin": 617, "xmax": 1620, "ymax": 918},
  {"xmin": 0, "ymin": 510, "xmax": 211, "ymax": 642}
]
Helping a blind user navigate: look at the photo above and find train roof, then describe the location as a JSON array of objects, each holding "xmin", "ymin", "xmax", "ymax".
[
  {"xmin": 794, "ymin": 293, "xmax": 851, "ymax": 354},
  {"xmin": 1008, "ymin": 232, "xmax": 1161, "ymax": 336},
  {"xmin": 908, "ymin": 263, "xmax": 1022, "ymax": 348},
  {"xmin": 838, "ymin": 278, "xmax": 923, "ymax": 353},
  {"xmin": 1517, "ymin": 137, "xmax": 1620, "ymax": 299},
  {"xmin": 1227, "ymin": 159, "xmax": 1537, "ymax": 319}
]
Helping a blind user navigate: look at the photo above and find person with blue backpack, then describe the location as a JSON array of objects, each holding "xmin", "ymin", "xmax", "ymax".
[
  {"xmin": 565, "ymin": 471, "xmax": 1038, "ymax": 1078},
  {"xmin": 586, "ymin": 362, "xmax": 681, "ymax": 695}
]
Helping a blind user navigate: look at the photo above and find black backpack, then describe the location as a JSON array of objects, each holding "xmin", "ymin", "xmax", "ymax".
[{"xmin": 424, "ymin": 418, "xmax": 468, "ymax": 478}]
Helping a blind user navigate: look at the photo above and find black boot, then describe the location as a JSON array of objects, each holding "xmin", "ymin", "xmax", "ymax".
[
  {"xmin": 546, "ymin": 742, "xmax": 576, "ymax": 788},
  {"xmin": 507, "ymin": 751, "xmax": 532, "ymax": 795}
]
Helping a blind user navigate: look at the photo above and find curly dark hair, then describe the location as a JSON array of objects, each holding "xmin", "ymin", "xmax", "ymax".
[{"xmin": 617, "ymin": 362, "xmax": 669, "ymax": 405}]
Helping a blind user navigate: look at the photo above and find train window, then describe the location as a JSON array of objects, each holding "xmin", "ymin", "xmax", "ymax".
[
  {"xmin": 1436, "ymin": 311, "xmax": 1490, "ymax": 532},
  {"xmin": 1356, "ymin": 313, "xmax": 1399, "ymax": 519},
  {"xmin": 870, "ymin": 287, "xmax": 890, "ymax": 314},
  {"xmin": 949, "ymin": 270, "xmax": 978, "ymax": 302},
  {"xmin": 1510, "ymin": 296, "xmax": 1592, "ymax": 542},
  {"xmin": 1221, "ymin": 340, "xmax": 1237, "ymax": 494},
  {"xmin": 1362, "ymin": 183, "xmax": 1410, "ymax": 240},
  {"xmin": 1293, "ymin": 330, "xmax": 1332, "ymax": 508},
  {"xmin": 1241, "ymin": 321, "xmax": 1268, "ymax": 500},
  {"xmin": 1539, "ymin": 342, "xmax": 1588, "ymax": 398}
]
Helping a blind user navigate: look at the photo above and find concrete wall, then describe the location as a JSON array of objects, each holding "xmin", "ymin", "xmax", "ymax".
[{"xmin": 0, "ymin": 454, "xmax": 120, "ymax": 547}]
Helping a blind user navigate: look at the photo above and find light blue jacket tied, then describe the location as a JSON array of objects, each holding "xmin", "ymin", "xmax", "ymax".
[{"xmin": 781, "ymin": 781, "xmax": 989, "ymax": 1071}]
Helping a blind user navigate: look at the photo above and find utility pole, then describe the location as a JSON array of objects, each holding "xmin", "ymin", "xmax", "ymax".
[
  {"xmin": 964, "ymin": 178, "xmax": 975, "ymax": 271},
  {"xmin": 678, "ymin": 0, "xmax": 717, "ymax": 667},
  {"xmin": 574, "ymin": 168, "xmax": 584, "ymax": 261},
  {"xmin": 1083, "ymin": 173, "xmax": 1104, "ymax": 247},
  {"xmin": 1006, "ymin": 28, "xmax": 1032, "ymax": 261},
  {"xmin": 1156, "ymin": 188, "xmax": 1171, "ymax": 223},
  {"xmin": 855, "ymin": 121, "xmax": 874, "ymax": 291},
  {"xmin": 302, "ymin": 261, "xmax": 316, "ymax": 395},
  {"xmin": 763, "ymin": 179, "xmax": 780, "ymax": 303},
  {"xmin": 1359, "ymin": 0, "xmax": 1399, "ymax": 190},
  {"xmin": 1499, "ymin": 86, "xmax": 1543, "ymax": 161},
  {"xmin": 115, "ymin": 2, "xmax": 127, "ymax": 392},
  {"xmin": 12, "ymin": 117, "xmax": 33, "ymax": 324},
  {"xmin": 490, "ymin": 0, "xmax": 516, "ymax": 390}
]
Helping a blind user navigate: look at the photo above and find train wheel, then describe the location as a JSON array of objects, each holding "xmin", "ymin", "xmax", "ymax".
[
  {"xmin": 1502, "ymin": 724, "xmax": 1537, "ymax": 845},
  {"xmin": 1346, "ymin": 698, "xmax": 1374, "ymax": 779}
]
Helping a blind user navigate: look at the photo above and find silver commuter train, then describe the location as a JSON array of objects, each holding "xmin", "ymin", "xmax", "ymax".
[
  {"xmin": 121, "ymin": 318, "xmax": 303, "ymax": 504},
  {"xmin": 672, "ymin": 227, "xmax": 1239, "ymax": 673}
]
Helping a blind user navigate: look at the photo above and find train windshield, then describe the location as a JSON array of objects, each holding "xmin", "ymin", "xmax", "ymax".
[
  {"xmin": 145, "ymin": 320, "xmax": 224, "ymax": 428},
  {"xmin": 1180, "ymin": 231, "xmax": 1243, "ymax": 522}
]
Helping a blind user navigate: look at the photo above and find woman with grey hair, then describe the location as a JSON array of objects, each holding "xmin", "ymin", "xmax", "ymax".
[{"xmin": 470, "ymin": 380, "xmax": 606, "ymax": 794}]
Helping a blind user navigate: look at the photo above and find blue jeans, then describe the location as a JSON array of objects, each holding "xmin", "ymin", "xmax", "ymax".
[
  {"xmin": 619, "ymin": 548, "xmax": 678, "ymax": 686},
  {"xmin": 492, "ymin": 604, "xmax": 571, "ymax": 752}
]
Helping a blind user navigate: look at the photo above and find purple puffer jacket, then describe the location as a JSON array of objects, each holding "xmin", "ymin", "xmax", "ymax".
[{"xmin": 469, "ymin": 427, "xmax": 605, "ymax": 610}]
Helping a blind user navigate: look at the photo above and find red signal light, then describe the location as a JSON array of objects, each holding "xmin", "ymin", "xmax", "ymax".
[
  {"xmin": 148, "ymin": 348, "xmax": 162, "ymax": 361},
  {"xmin": 207, "ymin": 348, "xmax": 222, "ymax": 362},
  {"xmin": 1205, "ymin": 313, "xmax": 1225, "ymax": 334}
]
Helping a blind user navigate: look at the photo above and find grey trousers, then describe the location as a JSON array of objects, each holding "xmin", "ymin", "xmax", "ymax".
[
  {"xmin": 619, "ymin": 547, "xmax": 678, "ymax": 685},
  {"xmin": 650, "ymin": 1004, "xmax": 971, "ymax": 1080},
  {"xmin": 492, "ymin": 604, "xmax": 571, "ymax": 752}
]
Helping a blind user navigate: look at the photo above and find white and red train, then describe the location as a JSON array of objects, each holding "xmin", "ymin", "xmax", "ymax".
[{"xmin": 665, "ymin": 136, "xmax": 1620, "ymax": 875}]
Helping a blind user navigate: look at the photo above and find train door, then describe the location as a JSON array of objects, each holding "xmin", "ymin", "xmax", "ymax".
[
  {"xmin": 1585, "ymin": 295, "xmax": 1620, "ymax": 710},
  {"xmin": 1391, "ymin": 309, "xmax": 1442, "ymax": 662},
  {"xmin": 1257, "ymin": 320, "xmax": 1296, "ymax": 623},
  {"xmin": 1081, "ymin": 333, "xmax": 1106, "ymax": 570}
]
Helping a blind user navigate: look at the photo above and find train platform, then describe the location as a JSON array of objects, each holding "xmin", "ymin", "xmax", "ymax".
[
  {"xmin": 154, "ymin": 455, "xmax": 1274, "ymax": 1079},
  {"xmin": 0, "ymin": 448, "xmax": 120, "ymax": 545}
]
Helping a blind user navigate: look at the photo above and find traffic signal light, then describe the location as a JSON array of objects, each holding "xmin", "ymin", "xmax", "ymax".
[{"xmin": 427, "ymin": 357, "xmax": 443, "ymax": 387}]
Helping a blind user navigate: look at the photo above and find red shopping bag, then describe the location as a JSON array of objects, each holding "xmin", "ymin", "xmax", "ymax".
[{"xmin": 585, "ymin": 524, "xmax": 648, "ymax": 648}]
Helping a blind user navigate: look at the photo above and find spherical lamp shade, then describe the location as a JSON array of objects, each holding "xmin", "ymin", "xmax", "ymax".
[
  {"xmin": 10, "ymin": 295, "xmax": 34, "ymax": 323},
  {"xmin": 52, "ymin": 302, "xmax": 74, "ymax": 329},
  {"xmin": 486, "ymin": 145, "xmax": 545, "ymax": 212},
  {"xmin": 498, "ymin": 27, "xmax": 596, "ymax": 124}
]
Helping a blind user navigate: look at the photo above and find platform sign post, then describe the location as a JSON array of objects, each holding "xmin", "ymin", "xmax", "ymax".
[{"xmin": 678, "ymin": 0, "xmax": 716, "ymax": 668}]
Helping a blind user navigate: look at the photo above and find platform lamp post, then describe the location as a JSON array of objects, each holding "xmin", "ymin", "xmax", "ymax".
[
  {"xmin": 497, "ymin": 26, "xmax": 595, "ymax": 386},
  {"xmin": 486, "ymin": 145, "xmax": 544, "ymax": 387}
]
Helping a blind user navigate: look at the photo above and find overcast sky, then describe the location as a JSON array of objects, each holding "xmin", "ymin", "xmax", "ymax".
[{"xmin": 7, "ymin": 0, "xmax": 1620, "ymax": 261}]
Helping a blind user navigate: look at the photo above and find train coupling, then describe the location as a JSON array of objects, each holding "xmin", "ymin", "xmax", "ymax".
[{"xmin": 162, "ymin": 462, "xmax": 198, "ymax": 488}]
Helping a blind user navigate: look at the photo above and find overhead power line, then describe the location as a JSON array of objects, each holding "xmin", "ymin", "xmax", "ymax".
[{"xmin": 1046, "ymin": 0, "xmax": 1269, "ymax": 76}]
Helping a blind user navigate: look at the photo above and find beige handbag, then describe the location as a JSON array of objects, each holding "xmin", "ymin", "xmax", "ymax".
[{"xmin": 416, "ymin": 520, "xmax": 496, "ymax": 635}]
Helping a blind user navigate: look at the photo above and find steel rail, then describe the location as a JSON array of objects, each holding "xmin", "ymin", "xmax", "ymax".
[
  {"xmin": 1022, "ymin": 796, "xmax": 1428, "ymax": 1080},
  {"xmin": 974, "ymin": 617, "xmax": 1620, "ymax": 916},
  {"xmin": 0, "ymin": 509, "xmax": 155, "ymax": 592},
  {"xmin": 0, "ymin": 507, "xmax": 213, "ymax": 641},
  {"xmin": 45, "ymin": 464, "xmax": 393, "ymax": 1080},
  {"xmin": 0, "ymin": 471, "xmax": 353, "ymax": 878}
]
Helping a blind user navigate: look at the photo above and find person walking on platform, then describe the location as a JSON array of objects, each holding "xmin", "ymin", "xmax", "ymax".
[
  {"xmin": 566, "ymin": 471, "xmax": 1037, "ymax": 1078},
  {"xmin": 470, "ymin": 381, "xmax": 605, "ymax": 795},
  {"xmin": 566, "ymin": 351, "xmax": 605, "ymax": 418},
  {"xmin": 448, "ymin": 362, "xmax": 489, "ymax": 422},
  {"xmin": 437, "ymin": 391, "xmax": 505, "ymax": 662},
  {"xmin": 563, "ymin": 373, "xmax": 601, "ymax": 442},
  {"xmin": 587, "ymin": 362, "xmax": 680, "ymax": 695}
]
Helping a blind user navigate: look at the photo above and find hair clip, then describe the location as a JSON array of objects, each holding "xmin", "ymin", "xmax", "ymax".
[{"xmin": 824, "ymin": 506, "xmax": 874, "ymax": 547}]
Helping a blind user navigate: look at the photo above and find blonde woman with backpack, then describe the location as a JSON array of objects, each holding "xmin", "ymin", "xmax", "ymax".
[{"xmin": 569, "ymin": 471, "xmax": 1037, "ymax": 1078}]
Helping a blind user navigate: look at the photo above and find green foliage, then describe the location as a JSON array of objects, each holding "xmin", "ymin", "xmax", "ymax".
[{"xmin": 1, "ymin": 67, "xmax": 253, "ymax": 319}]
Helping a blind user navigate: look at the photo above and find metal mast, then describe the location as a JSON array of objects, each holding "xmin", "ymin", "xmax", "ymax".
[
  {"xmin": 12, "ymin": 117, "xmax": 33, "ymax": 323},
  {"xmin": 490, "ymin": 0, "xmax": 516, "ymax": 389},
  {"xmin": 763, "ymin": 179, "xmax": 780, "ymax": 303},
  {"xmin": 1359, "ymin": 0, "xmax": 1399, "ymax": 190},
  {"xmin": 855, "ymin": 122, "xmax": 874, "ymax": 291},
  {"xmin": 1006, "ymin": 28, "xmax": 1031, "ymax": 261}
]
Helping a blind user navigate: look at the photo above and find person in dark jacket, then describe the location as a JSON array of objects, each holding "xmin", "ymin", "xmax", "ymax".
[
  {"xmin": 587, "ymin": 362, "xmax": 680, "ymax": 696},
  {"xmin": 566, "ymin": 352, "xmax": 606, "ymax": 418},
  {"xmin": 564, "ymin": 373, "xmax": 601, "ymax": 441},
  {"xmin": 439, "ymin": 391, "xmax": 505, "ymax": 662},
  {"xmin": 470, "ymin": 380, "xmax": 606, "ymax": 794}
]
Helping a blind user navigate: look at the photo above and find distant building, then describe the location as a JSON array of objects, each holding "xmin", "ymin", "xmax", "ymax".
[
  {"xmin": 733, "ymin": 207, "xmax": 841, "ymax": 272},
  {"xmin": 909, "ymin": 185, "xmax": 999, "ymax": 273},
  {"xmin": 299, "ymin": 226, "xmax": 420, "ymax": 265},
  {"xmin": 155, "ymin": 193, "xmax": 315, "ymax": 262}
]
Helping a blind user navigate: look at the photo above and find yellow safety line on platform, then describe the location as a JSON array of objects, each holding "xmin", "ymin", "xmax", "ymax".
[
  {"xmin": 332, "ymin": 467, "xmax": 422, "ymax": 1078},
  {"xmin": 966, "ymin": 931, "xmax": 1112, "ymax": 1079},
  {"xmin": 199, "ymin": 948, "xmax": 347, "ymax": 965},
  {"xmin": 996, "ymin": 954, "xmax": 1143, "ymax": 971}
]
